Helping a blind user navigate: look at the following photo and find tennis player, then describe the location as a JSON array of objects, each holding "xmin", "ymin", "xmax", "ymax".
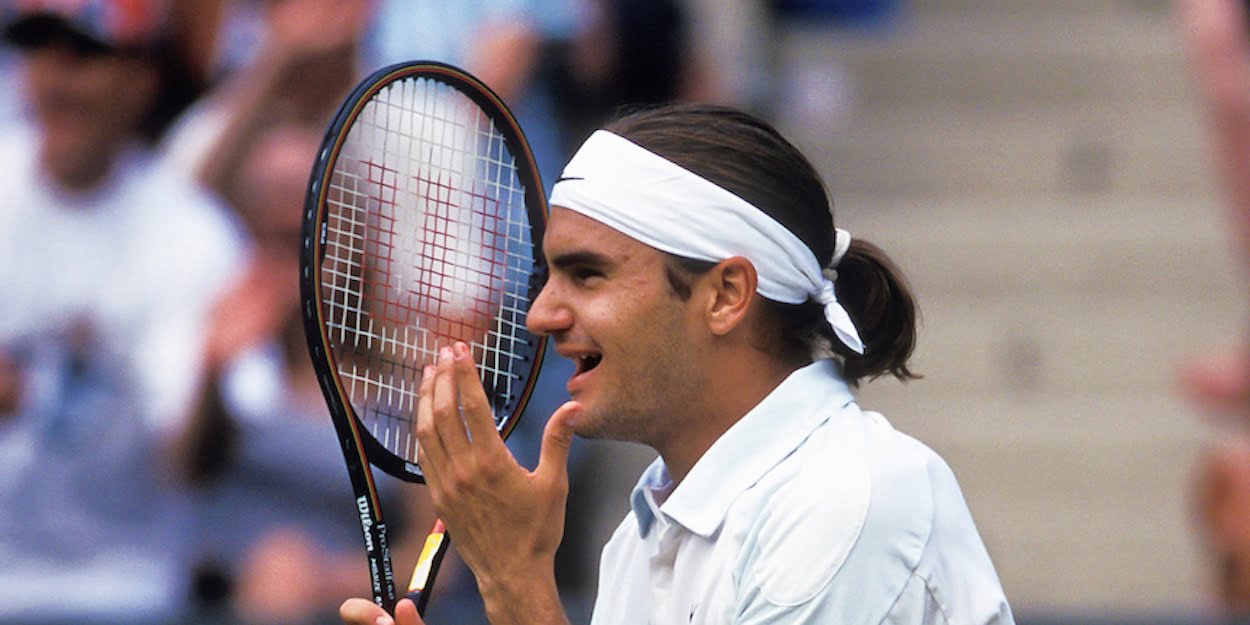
[{"xmin": 341, "ymin": 104, "xmax": 1014, "ymax": 625}]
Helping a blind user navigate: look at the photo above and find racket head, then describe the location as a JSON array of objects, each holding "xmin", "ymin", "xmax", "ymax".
[{"xmin": 301, "ymin": 61, "xmax": 548, "ymax": 485}]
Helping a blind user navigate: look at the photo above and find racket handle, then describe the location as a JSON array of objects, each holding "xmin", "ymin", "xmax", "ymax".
[{"xmin": 407, "ymin": 518, "xmax": 451, "ymax": 616}]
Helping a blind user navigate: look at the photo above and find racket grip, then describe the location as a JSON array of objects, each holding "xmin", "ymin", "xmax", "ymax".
[{"xmin": 407, "ymin": 519, "xmax": 451, "ymax": 616}]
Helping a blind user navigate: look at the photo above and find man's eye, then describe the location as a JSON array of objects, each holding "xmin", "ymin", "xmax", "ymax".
[{"xmin": 572, "ymin": 267, "xmax": 603, "ymax": 282}]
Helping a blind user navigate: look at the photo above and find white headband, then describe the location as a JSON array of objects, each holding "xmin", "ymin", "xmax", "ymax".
[{"xmin": 549, "ymin": 130, "xmax": 864, "ymax": 354}]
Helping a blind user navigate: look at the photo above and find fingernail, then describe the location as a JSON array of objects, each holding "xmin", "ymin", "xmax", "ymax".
[
  {"xmin": 375, "ymin": 616, "xmax": 393, "ymax": 625},
  {"xmin": 454, "ymin": 341, "xmax": 468, "ymax": 359},
  {"xmin": 439, "ymin": 346, "xmax": 453, "ymax": 363},
  {"xmin": 423, "ymin": 365, "xmax": 434, "ymax": 378}
]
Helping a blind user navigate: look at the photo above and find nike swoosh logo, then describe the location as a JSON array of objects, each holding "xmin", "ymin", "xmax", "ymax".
[{"xmin": 555, "ymin": 176, "xmax": 584, "ymax": 183}]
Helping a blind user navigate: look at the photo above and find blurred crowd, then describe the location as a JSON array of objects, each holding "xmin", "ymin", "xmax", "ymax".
[{"xmin": 0, "ymin": 0, "xmax": 903, "ymax": 624}]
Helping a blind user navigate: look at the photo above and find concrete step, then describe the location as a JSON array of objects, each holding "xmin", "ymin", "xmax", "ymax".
[
  {"xmin": 970, "ymin": 441, "xmax": 1203, "ymax": 614},
  {"xmin": 835, "ymin": 194, "xmax": 1238, "ymax": 298},
  {"xmin": 860, "ymin": 386, "xmax": 1210, "ymax": 450},
  {"xmin": 893, "ymin": 290, "xmax": 1240, "ymax": 395},
  {"xmin": 785, "ymin": 102, "xmax": 1208, "ymax": 195},
  {"xmin": 778, "ymin": 7, "xmax": 1189, "ymax": 111}
]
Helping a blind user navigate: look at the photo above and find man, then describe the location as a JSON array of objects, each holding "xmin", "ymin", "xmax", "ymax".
[
  {"xmin": 342, "ymin": 105, "xmax": 1013, "ymax": 625},
  {"xmin": 0, "ymin": 1, "xmax": 241, "ymax": 621}
]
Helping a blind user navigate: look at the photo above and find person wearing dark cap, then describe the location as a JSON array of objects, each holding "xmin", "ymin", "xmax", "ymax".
[
  {"xmin": 3, "ymin": 0, "xmax": 169, "ymax": 189},
  {"xmin": 0, "ymin": 1, "xmax": 243, "ymax": 622}
]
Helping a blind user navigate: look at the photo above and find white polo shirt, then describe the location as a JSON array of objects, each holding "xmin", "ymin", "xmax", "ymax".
[{"xmin": 589, "ymin": 360, "xmax": 1014, "ymax": 625}]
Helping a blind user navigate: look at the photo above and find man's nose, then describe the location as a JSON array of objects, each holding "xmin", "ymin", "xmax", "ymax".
[{"xmin": 526, "ymin": 283, "xmax": 572, "ymax": 337}]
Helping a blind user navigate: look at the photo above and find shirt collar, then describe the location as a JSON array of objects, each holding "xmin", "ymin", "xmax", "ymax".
[{"xmin": 628, "ymin": 359, "xmax": 855, "ymax": 538}]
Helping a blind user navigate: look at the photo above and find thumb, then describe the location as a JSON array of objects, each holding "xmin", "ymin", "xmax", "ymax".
[
  {"xmin": 339, "ymin": 598, "xmax": 392, "ymax": 625},
  {"xmin": 536, "ymin": 401, "xmax": 581, "ymax": 480},
  {"xmin": 338, "ymin": 598, "xmax": 424, "ymax": 625},
  {"xmin": 394, "ymin": 598, "xmax": 424, "ymax": 625}
]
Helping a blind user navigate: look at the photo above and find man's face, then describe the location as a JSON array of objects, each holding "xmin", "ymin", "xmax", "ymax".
[
  {"xmin": 21, "ymin": 35, "xmax": 155, "ymax": 187},
  {"xmin": 527, "ymin": 207, "xmax": 712, "ymax": 446}
]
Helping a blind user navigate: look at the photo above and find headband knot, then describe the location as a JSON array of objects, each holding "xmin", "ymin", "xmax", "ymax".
[
  {"xmin": 817, "ymin": 279, "xmax": 864, "ymax": 354},
  {"xmin": 831, "ymin": 228, "xmax": 852, "ymax": 268},
  {"xmin": 550, "ymin": 130, "xmax": 865, "ymax": 355}
]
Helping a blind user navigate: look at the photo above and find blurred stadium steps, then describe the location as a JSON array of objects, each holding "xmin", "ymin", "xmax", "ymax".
[{"xmin": 772, "ymin": 0, "xmax": 1243, "ymax": 618}]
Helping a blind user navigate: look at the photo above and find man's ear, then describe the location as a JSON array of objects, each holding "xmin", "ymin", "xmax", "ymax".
[{"xmin": 699, "ymin": 256, "xmax": 757, "ymax": 336}]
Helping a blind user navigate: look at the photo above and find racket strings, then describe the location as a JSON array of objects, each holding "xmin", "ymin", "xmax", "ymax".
[{"xmin": 319, "ymin": 76, "xmax": 537, "ymax": 464}]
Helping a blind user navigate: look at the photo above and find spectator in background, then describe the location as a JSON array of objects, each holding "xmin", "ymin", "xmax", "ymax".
[
  {"xmin": 1177, "ymin": 0, "xmax": 1250, "ymax": 616},
  {"xmin": 151, "ymin": 2, "xmax": 424, "ymax": 621},
  {"xmin": 546, "ymin": 0, "xmax": 728, "ymax": 157},
  {"xmin": 160, "ymin": 3, "xmax": 485, "ymax": 621},
  {"xmin": 366, "ymin": 0, "xmax": 570, "ymax": 192},
  {"xmin": 1176, "ymin": 0, "xmax": 1250, "ymax": 419},
  {"xmin": 767, "ymin": 0, "xmax": 901, "ymax": 23},
  {"xmin": 0, "ymin": 0, "xmax": 243, "ymax": 622},
  {"xmin": 161, "ymin": 0, "xmax": 371, "ymax": 208},
  {"xmin": 0, "ymin": 39, "xmax": 19, "ymax": 124},
  {"xmin": 180, "ymin": 123, "xmax": 432, "ymax": 625}
]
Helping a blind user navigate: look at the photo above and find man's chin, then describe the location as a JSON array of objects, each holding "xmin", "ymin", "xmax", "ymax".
[
  {"xmin": 568, "ymin": 407, "xmax": 650, "ymax": 446},
  {"xmin": 567, "ymin": 404, "xmax": 608, "ymax": 440}
]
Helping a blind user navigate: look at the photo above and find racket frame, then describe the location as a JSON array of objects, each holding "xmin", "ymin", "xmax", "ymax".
[{"xmin": 300, "ymin": 60, "xmax": 548, "ymax": 613}]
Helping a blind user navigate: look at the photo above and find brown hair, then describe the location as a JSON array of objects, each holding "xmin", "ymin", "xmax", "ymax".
[{"xmin": 606, "ymin": 104, "xmax": 919, "ymax": 385}]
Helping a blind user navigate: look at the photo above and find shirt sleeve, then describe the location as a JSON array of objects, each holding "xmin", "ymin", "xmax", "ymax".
[
  {"xmin": 880, "ymin": 571, "xmax": 1013, "ymax": 625},
  {"xmin": 881, "ymin": 573, "xmax": 951, "ymax": 625},
  {"xmin": 731, "ymin": 416, "xmax": 1014, "ymax": 625}
]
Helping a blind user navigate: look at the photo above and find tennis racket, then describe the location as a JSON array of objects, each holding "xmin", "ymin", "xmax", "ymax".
[{"xmin": 300, "ymin": 61, "xmax": 548, "ymax": 616}]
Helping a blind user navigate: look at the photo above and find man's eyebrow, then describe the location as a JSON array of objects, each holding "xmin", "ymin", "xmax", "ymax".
[{"xmin": 548, "ymin": 250, "xmax": 612, "ymax": 269}]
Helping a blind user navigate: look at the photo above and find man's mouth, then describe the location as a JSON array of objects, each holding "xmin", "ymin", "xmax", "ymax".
[{"xmin": 574, "ymin": 353, "xmax": 602, "ymax": 376}]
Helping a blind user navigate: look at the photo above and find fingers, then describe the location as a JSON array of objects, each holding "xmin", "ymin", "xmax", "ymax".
[
  {"xmin": 415, "ymin": 363, "xmax": 446, "ymax": 483},
  {"xmin": 536, "ymin": 401, "xmax": 582, "ymax": 484},
  {"xmin": 338, "ymin": 598, "xmax": 424, "ymax": 625},
  {"xmin": 394, "ymin": 598, "xmax": 425, "ymax": 625},
  {"xmin": 338, "ymin": 598, "xmax": 390, "ymax": 625},
  {"xmin": 454, "ymin": 342, "xmax": 500, "ymax": 446},
  {"xmin": 430, "ymin": 346, "xmax": 471, "ymax": 458},
  {"xmin": 416, "ymin": 342, "xmax": 507, "ymax": 489}
]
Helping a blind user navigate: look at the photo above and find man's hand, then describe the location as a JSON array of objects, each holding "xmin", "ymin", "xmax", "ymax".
[
  {"xmin": 340, "ymin": 597, "xmax": 421, "ymax": 625},
  {"xmin": 415, "ymin": 342, "xmax": 579, "ymax": 624}
]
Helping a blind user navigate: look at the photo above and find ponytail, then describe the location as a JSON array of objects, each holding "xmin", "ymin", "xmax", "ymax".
[
  {"xmin": 829, "ymin": 239, "xmax": 919, "ymax": 385},
  {"xmin": 752, "ymin": 237, "xmax": 919, "ymax": 387}
]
